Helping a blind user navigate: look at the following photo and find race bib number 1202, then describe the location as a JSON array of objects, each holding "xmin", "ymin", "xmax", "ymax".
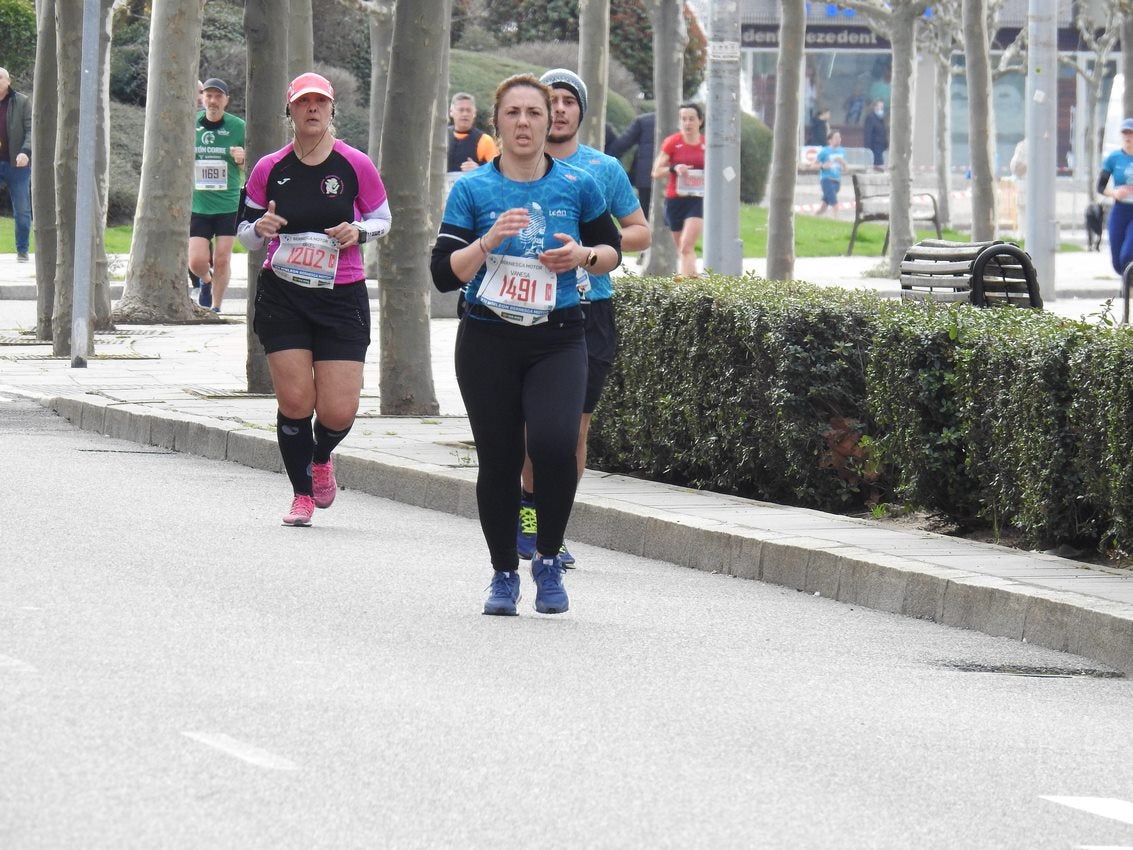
[{"xmin": 270, "ymin": 232, "xmax": 340, "ymax": 288}]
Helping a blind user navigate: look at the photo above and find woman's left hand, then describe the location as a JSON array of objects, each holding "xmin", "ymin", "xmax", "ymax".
[
  {"xmin": 325, "ymin": 221, "xmax": 360, "ymax": 247},
  {"xmin": 539, "ymin": 233, "xmax": 585, "ymax": 273}
]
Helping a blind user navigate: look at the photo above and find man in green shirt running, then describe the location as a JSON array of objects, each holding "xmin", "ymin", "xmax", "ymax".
[{"xmin": 190, "ymin": 78, "xmax": 245, "ymax": 312}]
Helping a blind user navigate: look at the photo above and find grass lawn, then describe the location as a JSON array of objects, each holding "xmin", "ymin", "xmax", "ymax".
[
  {"xmin": 0, "ymin": 210, "xmax": 1067, "ymax": 259},
  {"xmin": 736, "ymin": 205, "xmax": 969, "ymax": 257},
  {"xmin": 0, "ymin": 219, "xmax": 247, "ymax": 256}
]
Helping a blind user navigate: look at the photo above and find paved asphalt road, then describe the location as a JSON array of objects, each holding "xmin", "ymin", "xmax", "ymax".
[{"xmin": 3, "ymin": 398, "xmax": 1133, "ymax": 849}]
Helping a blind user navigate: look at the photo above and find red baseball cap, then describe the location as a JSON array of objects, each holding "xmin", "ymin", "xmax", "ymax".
[{"xmin": 287, "ymin": 72, "xmax": 335, "ymax": 104}]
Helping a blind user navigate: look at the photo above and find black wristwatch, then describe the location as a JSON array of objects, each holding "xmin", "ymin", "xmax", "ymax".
[
  {"xmin": 586, "ymin": 248, "xmax": 598, "ymax": 268},
  {"xmin": 354, "ymin": 225, "xmax": 367, "ymax": 244}
]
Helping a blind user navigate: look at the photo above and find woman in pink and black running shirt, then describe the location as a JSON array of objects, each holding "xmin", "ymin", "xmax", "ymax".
[{"xmin": 237, "ymin": 72, "xmax": 392, "ymax": 527}]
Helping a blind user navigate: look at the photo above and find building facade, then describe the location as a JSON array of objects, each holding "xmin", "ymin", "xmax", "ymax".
[{"xmin": 728, "ymin": 1, "xmax": 1117, "ymax": 176}]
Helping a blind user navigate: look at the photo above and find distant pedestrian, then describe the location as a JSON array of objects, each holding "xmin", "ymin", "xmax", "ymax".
[
  {"xmin": 863, "ymin": 99, "xmax": 887, "ymax": 169},
  {"xmin": 190, "ymin": 78, "xmax": 245, "ymax": 312},
  {"xmin": 808, "ymin": 107, "xmax": 831, "ymax": 148},
  {"xmin": 606, "ymin": 111, "xmax": 656, "ymax": 219},
  {"xmin": 816, "ymin": 130, "xmax": 846, "ymax": 215},
  {"xmin": 0, "ymin": 67, "xmax": 32, "ymax": 263},
  {"xmin": 651, "ymin": 102, "xmax": 706, "ymax": 278},
  {"xmin": 1098, "ymin": 118, "xmax": 1133, "ymax": 276},
  {"xmin": 237, "ymin": 72, "xmax": 392, "ymax": 527},
  {"xmin": 447, "ymin": 92, "xmax": 497, "ymax": 173}
]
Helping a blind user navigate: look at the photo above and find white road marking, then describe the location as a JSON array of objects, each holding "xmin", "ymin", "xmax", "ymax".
[
  {"xmin": 182, "ymin": 732, "xmax": 298, "ymax": 771},
  {"xmin": 0, "ymin": 654, "xmax": 37, "ymax": 673},
  {"xmin": 1042, "ymin": 796, "xmax": 1133, "ymax": 826}
]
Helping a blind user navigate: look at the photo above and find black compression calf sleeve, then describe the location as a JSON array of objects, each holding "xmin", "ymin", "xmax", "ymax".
[
  {"xmin": 277, "ymin": 411, "xmax": 314, "ymax": 495},
  {"xmin": 313, "ymin": 419, "xmax": 352, "ymax": 464}
]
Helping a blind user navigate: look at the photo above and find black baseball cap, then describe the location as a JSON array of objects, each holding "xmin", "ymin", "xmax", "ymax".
[{"xmin": 202, "ymin": 78, "xmax": 229, "ymax": 96}]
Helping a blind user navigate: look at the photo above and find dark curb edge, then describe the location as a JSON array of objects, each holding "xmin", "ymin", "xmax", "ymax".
[{"xmin": 43, "ymin": 394, "xmax": 1133, "ymax": 676}]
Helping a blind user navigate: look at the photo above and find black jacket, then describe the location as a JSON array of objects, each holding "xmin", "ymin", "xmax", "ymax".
[
  {"xmin": 606, "ymin": 112, "xmax": 655, "ymax": 190},
  {"xmin": 863, "ymin": 111, "xmax": 887, "ymax": 161},
  {"xmin": 2, "ymin": 87, "xmax": 31, "ymax": 164}
]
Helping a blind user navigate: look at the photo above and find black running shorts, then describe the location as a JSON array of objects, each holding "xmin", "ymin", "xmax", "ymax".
[
  {"xmin": 663, "ymin": 196, "xmax": 704, "ymax": 232},
  {"xmin": 190, "ymin": 211, "xmax": 239, "ymax": 240},
  {"xmin": 252, "ymin": 268, "xmax": 371, "ymax": 362},
  {"xmin": 583, "ymin": 297, "xmax": 617, "ymax": 414}
]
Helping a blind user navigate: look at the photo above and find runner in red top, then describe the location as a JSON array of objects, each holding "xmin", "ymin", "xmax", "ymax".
[{"xmin": 651, "ymin": 102, "xmax": 705, "ymax": 278}]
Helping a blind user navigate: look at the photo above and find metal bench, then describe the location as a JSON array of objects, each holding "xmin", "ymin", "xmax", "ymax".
[
  {"xmin": 899, "ymin": 239, "xmax": 1043, "ymax": 309},
  {"xmin": 847, "ymin": 172, "xmax": 942, "ymax": 256}
]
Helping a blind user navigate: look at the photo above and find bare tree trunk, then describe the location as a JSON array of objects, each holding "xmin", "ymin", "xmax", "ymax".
[
  {"xmin": 115, "ymin": 0, "xmax": 208, "ymax": 324},
  {"xmin": 765, "ymin": 0, "xmax": 805, "ymax": 282},
  {"xmin": 243, "ymin": 0, "xmax": 290, "ymax": 394},
  {"xmin": 643, "ymin": 0, "xmax": 685, "ymax": 277},
  {"xmin": 52, "ymin": 1, "xmax": 114, "ymax": 351},
  {"xmin": 363, "ymin": 0, "xmax": 396, "ymax": 280},
  {"xmin": 963, "ymin": 0, "xmax": 996, "ymax": 241},
  {"xmin": 287, "ymin": 0, "xmax": 314, "ymax": 78},
  {"xmin": 578, "ymin": 0, "xmax": 610, "ymax": 149},
  {"xmin": 885, "ymin": 4, "xmax": 922, "ymax": 275},
  {"xmin": 376, "ymin": 0, "xmax": 445, "ymax": 415},
  {"xmin": 934, "ymin": 53, "xmax": 953, "ymax": 228},
  {"xmin": 1125, "ymin": 16, "xmax": 1133, "ymax": 118},
  {"xmin": 32, "ymin": 0, "xmax": 57, "ymax": 341},
  {"xmin": 91, "ymin": 0, "xmax": 116, "ymax": 333},
  {"xmin": 1083, "ymin": 76, "xmax": 1103, "ymax": 197},
  {"xmin": 429, "ymin": 26, "xmax": 458, "ymax": 318}
]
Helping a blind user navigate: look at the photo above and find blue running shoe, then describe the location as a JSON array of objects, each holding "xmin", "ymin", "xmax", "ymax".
[
  {"xmin": 198, "ymin": 282, "xmax": 213, "ymax": 308},
  {"xmin": 531, "ymin": 554, "xmax": 569, "ymax": 614},
  {"xmin": 483, "ymin": 570, "xmax": 520, "ymax": 616},
  {"xmin": 517, "ymin": 500, "xmax": 538, "ymax": 559},
  {"xmin": 559, "ymin": 543, "xmax": 576, "ymax": 568}
]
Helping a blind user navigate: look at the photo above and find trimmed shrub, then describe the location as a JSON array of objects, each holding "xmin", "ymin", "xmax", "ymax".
[
  {"xmin": 740, "ymin": 112, "xmax": 771, "ymax": 204},
  {"xmin": 591, "ymin": 274, "xmax": 880, "ymax": 510},
  {"xmin": 590, "ymin": 273, "xmax": 1133, "ymax": 554},
  {"xmin": 0, "ymin": 0, "xmax": 36, "ymax": 86},
  {"xmin": 450, "ymin": 48, "xmax": 637, "ymax": 138}
]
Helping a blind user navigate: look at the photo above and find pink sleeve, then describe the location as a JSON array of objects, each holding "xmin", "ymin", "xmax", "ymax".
[
  {"xmin": 337, "ymin": 141, "xmax": 387, "ymax": 215},
  {"xmin": 244, "ymin": 145, "xmax": 292, "ymax": 208}
]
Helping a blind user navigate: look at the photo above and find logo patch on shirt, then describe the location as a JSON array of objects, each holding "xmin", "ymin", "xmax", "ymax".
[{"xmin": 321, "ymin": 176, "xmax": 343, "ymax": 197}]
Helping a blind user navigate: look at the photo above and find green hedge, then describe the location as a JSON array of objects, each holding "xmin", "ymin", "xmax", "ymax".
[
  {"xmin": 589, "ymin": 274, "xmax": 1133, "ymax": 555},
  {"xmin": 740, "ymin": 112, "xmax": 771, "ymax": 204},
  {"xmin": 449, "ymin": 48, "xmax": 637, "ymax": 138}
]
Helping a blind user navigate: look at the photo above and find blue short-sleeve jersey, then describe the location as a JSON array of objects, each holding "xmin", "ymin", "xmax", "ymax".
[
  {"xmin": 1103, "ymin": 149, "xmax": 1133, "ymax": 201},
  {"xmin": 442, "ymin": 157, "xmax": 609, "ymax": 310},
  {"xmin": 818, "ymin": 145, "xmax": 846, "ymax": 181},
  {"xmin": 561, "ymin": 143, "xmax": 641, "ymax": 301}
]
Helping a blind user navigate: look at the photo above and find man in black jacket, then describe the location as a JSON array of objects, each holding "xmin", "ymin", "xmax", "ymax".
[
  {"xmin": 863, "ymin": 99, "xmax": 887, "ymax": 170},
  {"xmin": 447, "ymin": 92, "xmax": 497, "ymax": 173},
  {"xmin": 607, "ymin": 111, "xmax": 656, "ymax": 219},
  {"xmin": 0, "ymin": 67, "xmax": 31, "ymax": 262}
]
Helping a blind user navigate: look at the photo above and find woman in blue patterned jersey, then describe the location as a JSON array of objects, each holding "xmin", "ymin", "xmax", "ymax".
[
  {"xmin": 1099, "ymin": 118, "xmax": 1133, "ymax": 276},
  {"xmin": 430, "ymin": 74, "xmax": 622, "ymax": 618}
]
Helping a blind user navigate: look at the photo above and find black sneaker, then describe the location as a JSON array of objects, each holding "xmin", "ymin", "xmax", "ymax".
[{"xmin": 198, "ymin": 283, "xmax": 213, "ymax": 308}]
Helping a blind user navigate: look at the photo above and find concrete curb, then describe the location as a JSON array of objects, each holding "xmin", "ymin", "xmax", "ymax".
[{"xmin": 43, "ymin": 393, "xmax": 1133, "ymax": 676}]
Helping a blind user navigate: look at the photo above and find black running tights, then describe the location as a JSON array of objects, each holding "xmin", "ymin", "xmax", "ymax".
[{"xmin": 455, "ymin": 315, "xmax": 587, "ymax": 571}]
